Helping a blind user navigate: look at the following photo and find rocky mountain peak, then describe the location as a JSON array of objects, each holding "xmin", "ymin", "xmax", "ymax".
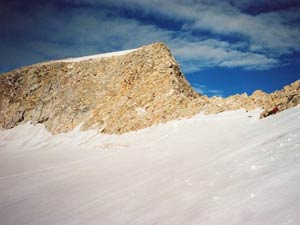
[
  {"xmin": 0, "ymin": 42, "xmax": 299, "ymax": 134},
  {"xmin": 0, "ymin": 42, "xmax": 201, "ymax": 134}
]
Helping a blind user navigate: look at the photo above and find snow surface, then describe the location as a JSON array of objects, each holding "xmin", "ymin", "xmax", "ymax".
[
  {"xmin": 1, "ymin": 107, "xmax": 300, "ymax": 225},
  {"xmin": 51, "ymin": 49, "xmax": 136, "ymax": 63}
]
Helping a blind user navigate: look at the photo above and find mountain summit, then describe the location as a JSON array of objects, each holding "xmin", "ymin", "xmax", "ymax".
[{"xmin": 0, "ymin": 42, "xmax": 299, "ymax": 134}]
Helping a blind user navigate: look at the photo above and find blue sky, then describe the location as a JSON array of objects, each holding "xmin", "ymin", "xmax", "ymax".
[{"xmin": 1, "ymin": 0, "xmax": 299, "ymax": 97}]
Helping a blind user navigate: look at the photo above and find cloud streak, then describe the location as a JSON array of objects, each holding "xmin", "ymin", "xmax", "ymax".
[
  {"xmin": 171, "ymin": 39, "xmax": 278, "ymax": 72},
  {"xmin": 70, "ymin": 0, "xmax": 300, "ymax": 55},
  {"xmin": 192, "ymin": 84, "xmax": 224, "ymax": 97},
  {"xmin": 0, "ymin": 0, "xmax": 299, "ymax": 73}
]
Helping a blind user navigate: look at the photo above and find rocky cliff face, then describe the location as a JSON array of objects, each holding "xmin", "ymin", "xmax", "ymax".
[
  {"xmin": 0, "ymin": 42, "xmax": 299, "ymax": 134},
  {"xmin": 0, "ymin": 42, "xmax": 204, "ymax": 134}
]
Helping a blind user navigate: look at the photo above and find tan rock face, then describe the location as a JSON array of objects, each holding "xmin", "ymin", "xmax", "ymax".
[
  {"xmin": 200, "ymin": 80, "xmax": 300, "ymax": 118},
  {"xmin": 258, "ymin": 80, "xmax": 300, "ymax": 118},
  {"xmin": 0, "ymin": 42, "xmax": 299, "ymax": 134},
  {"xmin": 0, "ymin": 42, "xmax": 204, "ymax": 134}
]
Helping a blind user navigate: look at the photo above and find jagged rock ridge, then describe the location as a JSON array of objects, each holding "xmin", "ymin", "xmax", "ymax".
[
  {"xmin": 0, "ymin": 42, "xmax": 299, "ymax": 134},
  {"xmin": 202, "ymin": 80, "xmax": 300, "ymax": 117}
]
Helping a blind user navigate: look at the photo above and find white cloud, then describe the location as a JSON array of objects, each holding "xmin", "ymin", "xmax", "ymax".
[
  {"xmin": 1, "ymin": 0, "xmax": 297, "ymax": 73},
  {"xmin": 192, "ymin": 84, "xmax": 224, "ymax": 97},
  {"xmin": 63, "ymin": 0, "xmax": 300, "ymax": 58},
  {"xmin": 205, "ymin": 13, "xmax": 298, "ymax": 52},
  {"xmin": 170, "ymin": 39, "xmax": 278, "ymax": 72},
  {"xmin": 140, "ymin": 1, "xmax": 298, "ymax": 55},
  {"xmin": 4, "ymin": 4, "xmax": 276, "ymax": 72},
  {"xmin": 192, "ymin": 84, "xmax": 207, "ymax": 94}
]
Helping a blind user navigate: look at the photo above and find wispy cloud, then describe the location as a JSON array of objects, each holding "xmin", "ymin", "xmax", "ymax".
[
  {"xmin": 171, "ymin": 39, "xmax": 278, "ymax": 72},
  {"xmin": 192, "ymin": 84, "xmax": 224, "ymax": 97},
  {"xmin": 74, "ymin": 0, "xmax": 300, "ymax": 55},
  {"xmin": 0, "ymin": 0, "xmax": 299, "ymax": 73}
]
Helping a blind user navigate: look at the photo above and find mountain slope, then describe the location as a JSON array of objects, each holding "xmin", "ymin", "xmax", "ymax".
[
  {"xmin": 1, "ymin": 107, "xmax": 300, "ymax": 225},
  {"xmin": 1, "ymin": 42, "xmax": 299, "ymax": 134},
  {"xmin": 0, "ymin": 42, "xmax": 202, "ymax": 134}
]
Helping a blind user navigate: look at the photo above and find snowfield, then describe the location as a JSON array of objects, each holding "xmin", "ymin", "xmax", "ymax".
[
  {"xmin": 50, "ymin": 48, "xmax": 137, "ymax": 63},
  {"xmin": 1, "ymin": 107, "xmax": 300, "ymax": 225}
]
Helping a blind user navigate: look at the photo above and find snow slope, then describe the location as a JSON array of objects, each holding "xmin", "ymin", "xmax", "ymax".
[
  {"xmin": 0, "ymin": 108, "xmax": 300, "ymax": 225},
  {"xmin": 51, "ymin": 49, "xmax": 136, "ymax": 63}
]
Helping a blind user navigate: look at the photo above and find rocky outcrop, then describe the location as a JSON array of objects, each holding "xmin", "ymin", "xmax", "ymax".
[
  {"xmin": 258, "ymin": 81, "xmax": 300, "ymax": 118},
  {"xmin": 200, "ymin": 80, "xmax": 300, "ymax": 118},
  {"xmin": 0, "ymin": 42, "xmax": 205, "ymax": 134},
  {"xmin": 0, "ymin": 42, "xmax": 299, "ymax": 134}
]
